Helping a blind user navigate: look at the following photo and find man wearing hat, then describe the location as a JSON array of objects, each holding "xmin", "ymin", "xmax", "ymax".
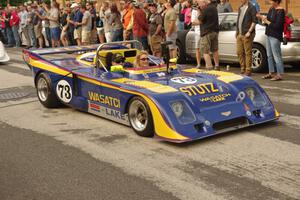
[
  {"xmin": 148, "ymin": 3, "xmax": 163, "ymax": 57},
  {"xmin": 68, "ymin": 3, "xmax": 83, "ymax": 45}
]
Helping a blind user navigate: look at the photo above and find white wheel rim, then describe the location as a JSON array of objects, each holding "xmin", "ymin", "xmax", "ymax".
[
  {"xmin": 37, "ymin": 78, "xmax": 49, "ymax": 102},
  {"xmin": 252, "ymin": 48, "xmax": 262, "ymax": 69},
  {"xmin": 129, "ymin": 100, "xmax": 148, "ymax": 132}
]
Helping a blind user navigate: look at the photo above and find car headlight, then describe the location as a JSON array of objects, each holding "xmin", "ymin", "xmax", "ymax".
[
  {"xmin": 170, "ymin": 101, "xmax": 196, "ymax": 125},
  {"xmin": 245, "ymin": 87, "xmax": 267, "ymax": 107},
  {"xmin": 171, "ymin": 101, "xmax": 184, "ymax": 117}
]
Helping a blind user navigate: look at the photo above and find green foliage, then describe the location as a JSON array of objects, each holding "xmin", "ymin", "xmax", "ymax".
[
  {"xmin": 287, "ymin": 12, "xmax": 294, "ymax": 20},
  {"xmin": 294, "ymin": 18, "xmax": 300, "ymax": 26}
]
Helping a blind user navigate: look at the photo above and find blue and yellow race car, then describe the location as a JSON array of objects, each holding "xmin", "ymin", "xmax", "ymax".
[{"xmin": 23, "ymin": 41, "xmax": 279, "ymax": 143}]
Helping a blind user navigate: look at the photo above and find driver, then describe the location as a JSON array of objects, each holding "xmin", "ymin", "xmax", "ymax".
[
  {"xmin": 111, "ymin": 53, "xmax": 126, "ymax": 66},
  {"xmin": 133, "ymin": 51, "xmax": 149, "ymax": 68}
]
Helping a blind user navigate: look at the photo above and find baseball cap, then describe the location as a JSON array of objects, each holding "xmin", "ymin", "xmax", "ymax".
[
  {"xmin": 70, "ymin": 3, "xmax": 79, "ymax": 8},
  {"xmin": 131, "ymin": 0, "xmax": 141, "ymax": 8}
]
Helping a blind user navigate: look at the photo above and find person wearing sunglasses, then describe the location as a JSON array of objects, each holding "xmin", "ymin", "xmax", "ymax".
[
  {"xmin": 134, "ymin": 51, "xmax": 150, "ymax": 68},
  {"xmin": 111, "ymin": 53, "xmax": 125, "ymax": 66}
]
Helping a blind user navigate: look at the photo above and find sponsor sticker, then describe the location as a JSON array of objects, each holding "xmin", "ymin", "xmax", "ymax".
[
  {"xmin": 199, "ymin": 93, "xmax": 231, "ymax": 102},
  {"xmin": 88, "ymin": 101, "xmax": 129, "ymax": 125},
  {"xmin": 171, "ymin": 77, "xmax": 197, "ymax": 84},
  {"xmin": 88, "ymin": 91, "xmax": 120, "ymax": 108},
  {"xmin": 180, "ymin": 83, "xmax": 219, "ymax": 96}
]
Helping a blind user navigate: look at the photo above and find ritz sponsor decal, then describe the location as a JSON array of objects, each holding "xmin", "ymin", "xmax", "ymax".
[{"xmin": 88, "ymin": 91, "xmax": 120, "ymax": 108}]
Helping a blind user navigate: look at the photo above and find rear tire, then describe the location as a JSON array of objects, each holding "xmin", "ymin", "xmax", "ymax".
[
  {"xmin": 252, "ymin": 43, "xmax": 267, "ymax": 73},
  {"xmin": 36, "ymin": 73, "xmax": 61, "ymax": 108},
  {"xmin": 128, "ymin": 97, "xmax": 154, "ymax": 137}
]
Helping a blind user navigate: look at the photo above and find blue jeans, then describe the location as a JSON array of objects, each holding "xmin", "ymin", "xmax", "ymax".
[
  {"xmin": 67, "ymin": 27, "xmax": 76, "ymax": 45},
  {"xmin": 266, "ymin": 36, "xmax": 284, "ymax": 74},
  {"xmin": 12, "ymin": 25, "xmax": 20, "ymax": 47},
  {"xmin": 0, "ymin": 28, "xmax": 7, "ymax": 44},
  {"xmin": 112, "ymin": 28, "xmax": 123, "ymax": 42},
  {"xmin": 176, "ymin": 20, "xmax": 184, "ymax": 31},
  {"xmin": 133, "ymin": 36, "xmax": 148, "ymax": 51},
  {"xmin": 45, "ymin": 27, "xmax": 52, "ymax": 47},
  {"xmin": 6, "ymin": 26, "xmax": 15, "ymax": 46}
]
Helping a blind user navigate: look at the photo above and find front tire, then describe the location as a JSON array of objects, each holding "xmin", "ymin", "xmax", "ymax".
[
  {"xmin": 252, "ymin": 43, "xmax": 267, "ymax": 73},
  {"xmin": 128, "ymin": 97, "xmax": 154, "ymax": 137},
  {"xmin": 36, "ymin": 73, "xmax": 61, "ymax": 108}
]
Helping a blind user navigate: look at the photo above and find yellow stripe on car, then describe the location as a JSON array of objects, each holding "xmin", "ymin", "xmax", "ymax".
[
  {"xmin": 183, "ymin": 68, "xmax": 244, "ymax": 83},
  {"xmin": 123, "ymin": 65, "xmax": 177, "ymax": 75},
  {"xmin": 275, "ymin": 109, "xmax": 280, "ymax": 118},
  {"xmin": 29, "ymin": 59, "xmax": 72, "ymax": 77},
  {"xmin": 112, "ymin": 78, "xmax": 177, "ymax": 93}
]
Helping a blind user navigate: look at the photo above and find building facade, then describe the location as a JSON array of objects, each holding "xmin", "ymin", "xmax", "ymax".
[{"xmin": 230, "ymin": 0, "xmax": 300, "ymax": 21}]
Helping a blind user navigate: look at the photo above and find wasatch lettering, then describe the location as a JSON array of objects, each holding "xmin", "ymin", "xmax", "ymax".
[{"xmin": 88, "ymin": 91, "xmax": 120, "ymax": 108}]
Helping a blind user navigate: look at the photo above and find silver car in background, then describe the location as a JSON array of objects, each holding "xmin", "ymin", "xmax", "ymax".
[
  {"xmin": 176, "ymin": 13, "xmax": 300, "ymax": 72},
  {"xmin": 0, "ymin": 41, "xmax": 10, "ymax": 63}
]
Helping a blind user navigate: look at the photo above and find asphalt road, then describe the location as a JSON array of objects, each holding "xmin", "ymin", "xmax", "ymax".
[{"xmin": 0, "ymin": 47, "xmax": 299, "ymax": 200}]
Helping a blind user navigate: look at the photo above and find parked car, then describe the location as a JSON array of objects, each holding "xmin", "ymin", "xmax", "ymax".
[
  {"xmin": 177, "ymin": 13, "xmax": 300, "ymax": 72},
  {"xmin": 0, "ymin": 41, "xmax": 10, "ymax": 63}
]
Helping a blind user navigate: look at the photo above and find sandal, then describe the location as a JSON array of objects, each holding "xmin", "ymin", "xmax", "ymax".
[
  {"xmin": 262, "ymin": 74, "xmax": 273, "ymax": 79},
  {"xmin": 270, "ymin": 76, "xmax": 282, "ymax": 81}
]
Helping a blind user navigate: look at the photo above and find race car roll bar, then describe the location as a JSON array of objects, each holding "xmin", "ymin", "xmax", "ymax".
[{"xmin": 95, "ymin": 40, "xmax": 144, "ymax": 71}]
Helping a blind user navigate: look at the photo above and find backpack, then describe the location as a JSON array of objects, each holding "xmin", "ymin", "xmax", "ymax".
[
  {"xmin": 274, "ymin": 9, "xmax": 293, "ymax": 45},
  {"xmin": 283, "ymin": 14, "xmax": 293, "ymax": 44}
]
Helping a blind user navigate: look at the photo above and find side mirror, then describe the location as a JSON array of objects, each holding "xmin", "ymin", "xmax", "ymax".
[
  {"xmin": 169, "ymin": 58, "xmax": 177, "ymax": 63},
  {"xmin": 110, "ymin": 65, "xmax": 124, "ymax": 72}
]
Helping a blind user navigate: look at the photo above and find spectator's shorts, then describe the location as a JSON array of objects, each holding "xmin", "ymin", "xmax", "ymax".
[
  {"xmin": 97, "ymin": 27, "xmax": 104, "ymax": 35},
  {"xmin": 195, "ymin": 34, "xmax": 200, "ymax": 49},
  {"xmin": 50, "ymin": 27, "xmax": 61, "ymax": 41},
  {"xmin": 82, "ymin": 30, "xmax": 91, "ymax": 44},
  {"xmin": 200, "ymin": 32, "xmax": 218, "ymax": 54},
  {"xmin": 74, "ymin": 27, "xmax": 82, "ymax": 40},
  {"xmin": 166, "ymin": 32, "xmax": 177, "ymax": 50},
  {"xmin": 34, "ymin": 24, "xmax": 42, "ymax": 38},
  {"xmin": 150, "ymin": 34, "xmax": 163, "ymax": 53}
]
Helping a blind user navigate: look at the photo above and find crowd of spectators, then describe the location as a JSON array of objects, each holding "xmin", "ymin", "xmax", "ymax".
[
  {"xmin": 0, "ymin": 0, "xmax": 235, "ymax": 57},
  {"xmin": 2, "ymin": 0, "xmax": 284, "ymax": 79}
]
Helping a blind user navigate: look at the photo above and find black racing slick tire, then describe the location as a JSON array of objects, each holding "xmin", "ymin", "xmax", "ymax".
[
  {"xmin": 35, "ymin": 73, "xmax": 61, "ymax": 108},
  {"xmin": 128, "ymin": 97, "xmax": 154, "ymax": 137},
  {"xmin": 252, "ymin": 43, "xmax": 267, "ymax": 73}
]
